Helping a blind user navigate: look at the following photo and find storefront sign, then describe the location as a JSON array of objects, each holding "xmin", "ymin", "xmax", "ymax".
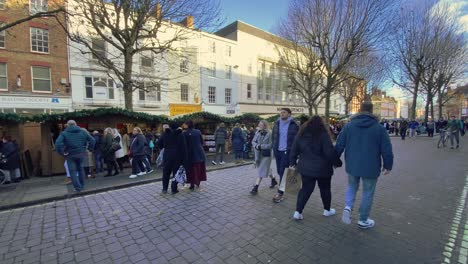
[
  {"xmin": 169, "ymin": 104, "xmax": 202, "ymax": 116},
  {"xmin": 226, "ymin": 105, "xmax": 236, "ymax": 115},
  {"xmin": 0, "ymin": 95, "xmax": 71, "ymax": 108}
]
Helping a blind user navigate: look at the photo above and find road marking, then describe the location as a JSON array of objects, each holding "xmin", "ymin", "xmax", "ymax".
[{"xmin": 442, "ymin": 174, "xmax": 468, "ymax": 264}]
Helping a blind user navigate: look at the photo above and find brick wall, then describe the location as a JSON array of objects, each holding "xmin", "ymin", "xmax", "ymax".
[{"xmin": 0, "ymin": 1, "xmax": 69, "ymax": 96}]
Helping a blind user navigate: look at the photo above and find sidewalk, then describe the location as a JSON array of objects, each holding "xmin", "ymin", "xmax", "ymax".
[{"xmin": 0, "ymin": 153, "xmax": 253, "ymax": 211}]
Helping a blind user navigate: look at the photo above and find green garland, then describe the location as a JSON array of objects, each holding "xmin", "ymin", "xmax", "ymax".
[
  {"xmin": 29, "ymin": 107, "xmax": 168, "ymax": 124},
  {"xmin": 0, "ymin": 112, "xmax": 26, "ymax": 124}
]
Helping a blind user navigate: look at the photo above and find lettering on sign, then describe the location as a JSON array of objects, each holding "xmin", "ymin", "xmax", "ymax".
[{"xmin": 169, "ymin": 104, "xmax": 202, "ymax": 116}]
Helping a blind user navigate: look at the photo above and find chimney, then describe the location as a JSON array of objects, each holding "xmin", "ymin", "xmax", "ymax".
[{"xmin": 182, "ymin": 16, "xmax": 194, "ymax": 29}]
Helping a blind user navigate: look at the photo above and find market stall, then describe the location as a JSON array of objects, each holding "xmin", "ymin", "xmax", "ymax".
[{"xmin": 30, "ymin": 108, "xmax": 167, "ymax": 176}]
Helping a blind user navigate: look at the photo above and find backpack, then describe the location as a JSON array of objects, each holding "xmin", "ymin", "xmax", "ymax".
[{"xmin": 111, "ymin": 137, "xmax": 122, "ymax": 151}]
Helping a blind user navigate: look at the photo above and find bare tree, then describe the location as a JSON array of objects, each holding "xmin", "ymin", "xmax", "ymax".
[
  {"xmin": 338, "ymin": 76, "xmax": 365, "ymax": 115},
  {"xmin": 59, "ymin": 0, "xmax": 221, "ymax": 110},
  {"xmin": 0, "ymin": 0, "xmax": 65, "ymax": 32},
  {"xmin": 278, "ymin": 0, "xmax": 391, "ymax": 123}
]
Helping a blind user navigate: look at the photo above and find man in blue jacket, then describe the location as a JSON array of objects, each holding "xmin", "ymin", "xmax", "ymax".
[
  {"xmin": 55, "ymin": 120, "xmax": 95, "ymax": 192},
  {"xmin": 335, "ymin": 101, "xmax": 393, "ymax": 229},
  {"xmin": 271, "ymin": 108, "xmax": 299, "ymax": 203}
]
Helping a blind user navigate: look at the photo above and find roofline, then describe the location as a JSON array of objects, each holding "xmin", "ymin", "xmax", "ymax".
[{"xmin": 215, "ymin": 20, "xmax": 287, "ymax": 47}]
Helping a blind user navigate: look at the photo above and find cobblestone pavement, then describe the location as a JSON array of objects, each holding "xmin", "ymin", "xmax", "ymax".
[{"xmin": 0, "ymin": 137, "xmax": 467, "ymax": 264}]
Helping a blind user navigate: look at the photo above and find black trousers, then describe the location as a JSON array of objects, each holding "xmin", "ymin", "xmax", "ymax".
[
  {"xmin": 296, "ymin": 176, "xmax": 331, "ymax": 213},
  {"xmin": 106, "ymin": 160, "xmax": 118, "ymax": 175},
  {"xmin": 162, "ymin": 159, "xmax": 179, "ymax": 191},
  {"xmin": 427, "ymin": 128, "xmax": 434, "ymax": 137},
  {"xmin": 400, "ymin": 128, "xmax": 407, "ymax": 140}
]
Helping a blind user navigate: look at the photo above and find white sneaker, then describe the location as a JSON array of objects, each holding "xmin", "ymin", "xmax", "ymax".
[
  {"xmin": 137, "ymin": 172, "xmax": 146, "ymax": 176},
  {"xmin": 219, "ymin": 161, "xmax": 226, "ymax": 165},
  {"xmin": 212, "ymin": 161, "xmax": 217, "ymax": 165},
  {"xmin": 323, "ymin": 208, "xmax": 336, "ymax": 217},
  {"xmin": 358, "ymin": 218, "xmax": 375, "ymax": 229},
  {"xmin": 129, "ymin": 174, "xmax": 137, "ymax": 179},
  {"xmin": 342, "ymin": 208, "xmax": 352, "ymax": 224},
  {"xmin": 293, "ymin": 211, "xmax": 303, "ymax": 220},
  {"xmin": 147, "ymin": 169, "xmax": 154, "ymax": 174}
]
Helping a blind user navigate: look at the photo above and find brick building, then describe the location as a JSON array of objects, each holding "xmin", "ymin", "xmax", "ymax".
[{"xmin": 0, "ymin": 0, "xmax": 71, "ymax": 115}]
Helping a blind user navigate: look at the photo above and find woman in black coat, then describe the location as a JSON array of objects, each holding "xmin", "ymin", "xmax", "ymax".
[
  {"xmin": 289, "ymin": 116, "xmax": 342, "ymax": 221},
  {"xmin": 157, "ymin": 122, "xmax": 188, "ymax": 194},
  {"xmin": 1, "ymin": 136, "xmax": 21, "ymax": 183},
  {"xmin": 102, "ymin": 128, "xmax": 119, "ymax": 177}
]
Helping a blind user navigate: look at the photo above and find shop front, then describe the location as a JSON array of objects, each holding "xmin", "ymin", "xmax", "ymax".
[{"xmin": 0, "ymin": 94, "xmax": 72, "ymax": 115}]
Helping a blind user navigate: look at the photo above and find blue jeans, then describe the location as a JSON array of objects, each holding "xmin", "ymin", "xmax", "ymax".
[
  {"xmin": 66, "ymin": 153, "xmax": 86, "ymax": 192},
  {"xmin": 94, "ymin": 152, "xmax": 104, "ymax": 172},
  {"xmin": 345, "ymin": 175, "xmax": 378, "ymax": 221},
  {"xmin": 275, "ymin": 150, "xmax": 289, "ymax": 194}
]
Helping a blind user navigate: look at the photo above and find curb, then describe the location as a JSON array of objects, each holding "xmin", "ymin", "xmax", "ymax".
[{"xmin": 0, "ymin": 161, "xmax": 253, "ymax": 212}]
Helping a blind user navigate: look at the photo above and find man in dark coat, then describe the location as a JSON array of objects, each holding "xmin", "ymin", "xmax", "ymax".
[
  {"xmin": 271, "ymin": 108, "xmax": 299, "ymax": 203},
  {"xmin": 212, "ymin": 123, "xmax": 228, "ymax": 165},
  {"xmin": 335, "ymin": 101, "xmax": 393, "ymax": 229},
  {"xmin": 55, "ymin": 120, "xmax": 95, "ymax": 192},
  {"xmin": 0, "ymin": 136, "xmax": 22, "ymax": 184}
]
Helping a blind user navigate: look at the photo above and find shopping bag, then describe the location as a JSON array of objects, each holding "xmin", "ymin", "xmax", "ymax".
[
  {"xmin": 174, "ymin": 165, "xmax": 187, "ymax": 184},
  {"xmin": 156, "ymin": 148, "xmax": 164, "ymax": 168},
  {"xmin": 278, "ymin": 168, "xmax": 302, "ymax": 194}
]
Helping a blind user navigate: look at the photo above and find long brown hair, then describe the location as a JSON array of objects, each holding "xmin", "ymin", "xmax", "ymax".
[{"xmin": 298, "ymin": 115, "xmax": 330, "ymax": 142}]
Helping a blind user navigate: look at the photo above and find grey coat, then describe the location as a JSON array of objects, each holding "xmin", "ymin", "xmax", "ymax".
[{"xmin": 252, "ymin": 129, "xmax": 272, "ymax": 178}]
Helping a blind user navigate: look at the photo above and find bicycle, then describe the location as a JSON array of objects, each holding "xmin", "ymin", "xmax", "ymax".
[{"xmin": 437, "ymin": 129, "xmax": 452, "ymax": 148}]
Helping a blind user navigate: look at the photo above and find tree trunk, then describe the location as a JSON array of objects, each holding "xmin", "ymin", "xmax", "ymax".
[
  {"xmin": 430, "ymin": 97, "xmax": 434, "ymax": 121},
  {"xmin": 344, "ymin": 100, "xmax": 350, "ymax": 116},
  {"xmin": 438, "ymin": 90, "xmax": 443, "ymax": 120},
  {"xmin": 324, "ymin": 90, "xmax": 331, "ymax": 124},
  {"xmin": 308, "ymin": 105, "xmax": 313, "ymax": 116},
  {"xmin": 424, "ymin": 92, "xmax": 431, "ymax": 123},
  {"xmin": 313, "ymin": 105, "xmax": 318, "ymax": 115},
  {"xmin": 410, "ymin": 81, "xmax": 419, "ymax": 120},
  {"xmin": 123, "ymin": 52, "xmax": 134, "ymax": 111}
]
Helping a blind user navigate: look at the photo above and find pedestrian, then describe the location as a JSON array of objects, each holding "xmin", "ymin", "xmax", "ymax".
[
  {"xmin": 55, "ymin": 120, "xmax": 96, "ymax": 192},
  {"xmin": 446, "ymin": 115, "xmax": 461, "ymax": 149},
  {"xmin": 157, "ymin": 122, "xmax": 188, "ymax": 194},
  {"xmin": 92, "ymin": 131, "xmax": 104, "ymax": 174},
  {"xmin": 113, "ymin": 128, "xmax": 125, "ymax": 171},
  {"xmin": 102, "ymin": 127, "xmax": 119, "ymax": 177},
  {"xmin": 246, "ymin": 126, "xmax": 256, "ymax": 159},
  {"xmin": 271, "ymin": 108, "xmax": 299, "ymax": 203},
  {"xmin": 0, "ymin": 136, "xmax": 22, "ymax": 184},
  {"xmin": 121, "ymin": 128, "xmax": 131, "ymax": 165},
  {"xmin": 129, "ymin": 127, "xmax": 153, "ymax": 178},
  {"xmin": 290, "ymin": 116, "xmax": 342, "ymax": 220},
  {"xmin": 426, "ymin": 119, "xmax": 435, "ymax": 137},
  {"xmin": 409, "ymin": 120, "xmax": 419, "ymax": 138},
  {"xmin": 183, "ymin": 120, "xmax": 207, "ymax": 190},
  {"xmin": 400, "ymin": 120, "xmax": 408, "ymax": 140},
  {"xmin": 250, "ymin": 120, "xmax": 274, "ymax": 194},
  {"xmin": 231, "ymin": 123, "xmax": 245, "ymax": 163},
  {"xmin": 81, "ymin": 128, "xmax": 94, "ymax": 179},
  {"xmin": 335, "ymin": 101, "xmax": 393, "ymax": 229},
  {"xmin": 212, "ymin": 122, "xmax": 228, "ymax": 165}
]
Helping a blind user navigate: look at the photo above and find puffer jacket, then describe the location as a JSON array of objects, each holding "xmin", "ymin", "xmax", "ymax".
[{"xmin": 55, "ymin": 125, "xmax": 95, "ymax": 156}]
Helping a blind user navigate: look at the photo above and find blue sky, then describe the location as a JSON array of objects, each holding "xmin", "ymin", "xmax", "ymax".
[{"xmin": 218, "ymin": 0, "xmax": 289, "ymax": 32}]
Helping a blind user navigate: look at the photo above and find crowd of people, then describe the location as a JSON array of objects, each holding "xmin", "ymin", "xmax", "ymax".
[{"xmin": 0, "ymin": 136, "xmax": 22, "ymax": 184}]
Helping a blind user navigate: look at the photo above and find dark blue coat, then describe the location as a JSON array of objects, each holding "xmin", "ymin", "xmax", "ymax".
[
  {"xmin": 130, "ymin": 134, "xmax": 148, "ymax": 157},
  {"xmin": 0, "ymin": 141, "xmax": 21, "ymax": 170},
  {"xmin": 272, "ymin": 118, "xmax": 299, "ymax": 155},
  {"xmin": 290, "ymin": 129, "xmax": 341, "ymax": 178},
  {"xmin": 55, "ymin": 125, "xmax": 95, "ymax": 156},
  {"xmin": 335, "ymin": 113, "xmax": 394, "ymax": 178},
  {"xmin": 183, "ymin": 128, "xmax": 205, "ymax": 164},
  {"xmin": 157, "ymin": 128, "xmax": 188, "ymax": 167},
  {"xmin": 231, "ymin": 127, "xmax": 245, "ymax": 152}
]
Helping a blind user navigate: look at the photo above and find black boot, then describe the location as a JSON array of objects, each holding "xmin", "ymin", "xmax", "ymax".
[
  {"xmin": 171, "ymin": 181, "xmax": 179, "ymax": 194},
  {"xmin": 270, "ymin": 178, "xmax": 278, "ymax": 188},
  {"xmin": 250, "ymin": 185, "xmax": 259, "ymax": 194}
]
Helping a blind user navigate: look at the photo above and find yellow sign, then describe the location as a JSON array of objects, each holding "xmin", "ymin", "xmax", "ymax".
[{"xmin": 169, "ymin": 104, "xmax": 202, "ymax": 116}]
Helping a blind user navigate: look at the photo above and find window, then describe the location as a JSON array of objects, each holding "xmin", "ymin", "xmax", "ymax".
[
  {"xmin": 208, "ymin": 62, "xmax": 216, "ymax": 77},
  {"xmin": 180, "ymin": 84, "xmax": 189, "ymax": 102},
  {"xmin": 226, "ymin": 45, "xmax": 231, "ymax": 56},
  {"xmin": 225, "ymin": 88, "xmax": 231, "ymax": 104},
  {"xmin": 0, "ymin": 1, "xmax": 5, "ymax": 9},
  {"xmin": 30, "ymin": 0, "xmax": 48, "ymax": 14},
  {"xmin": 246, "ymin": 84, "xmax": 252, "ymax": 99},
  {"xmin": 0, "ymin": 63, "xmax": 7, "ymax": 90},
  {"xmin": 84, "ymin": 77, "xmax": 114, "ymax": 99},
  {"xmin": 225, "ymin": 65, "xmax": 232, "ymax": 79},
  {"xmin": 208, "ymin": 86, "xmax": 216, "ymax": 103},
  {"xmin": 180, "ymin": 58, "xmax": 189, "ymax": 73},
  {"xmin": 138, "ymin": 82, "xmax": 161, "ymax": 101},
  {"xmin": 91, "ymin": 38, "xmax": 106, "ymax": 59},
  {"xmin": 140, "ymin": 54, "xmax": 153, "ymax": 69},
  {"xmin": 31, "ymin": 66, "xmax": 51, "ymax": 92},
  {"xmin": 31, "ymin": 28, "xmax": 49, "ymax": 53},
  {"xmin": 210, "ymin": 41, "xmax": 216, "ymax": 53},
  {"xmin": 0, "ymin": 23, "xmax": 5, "ymax": 48}
]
